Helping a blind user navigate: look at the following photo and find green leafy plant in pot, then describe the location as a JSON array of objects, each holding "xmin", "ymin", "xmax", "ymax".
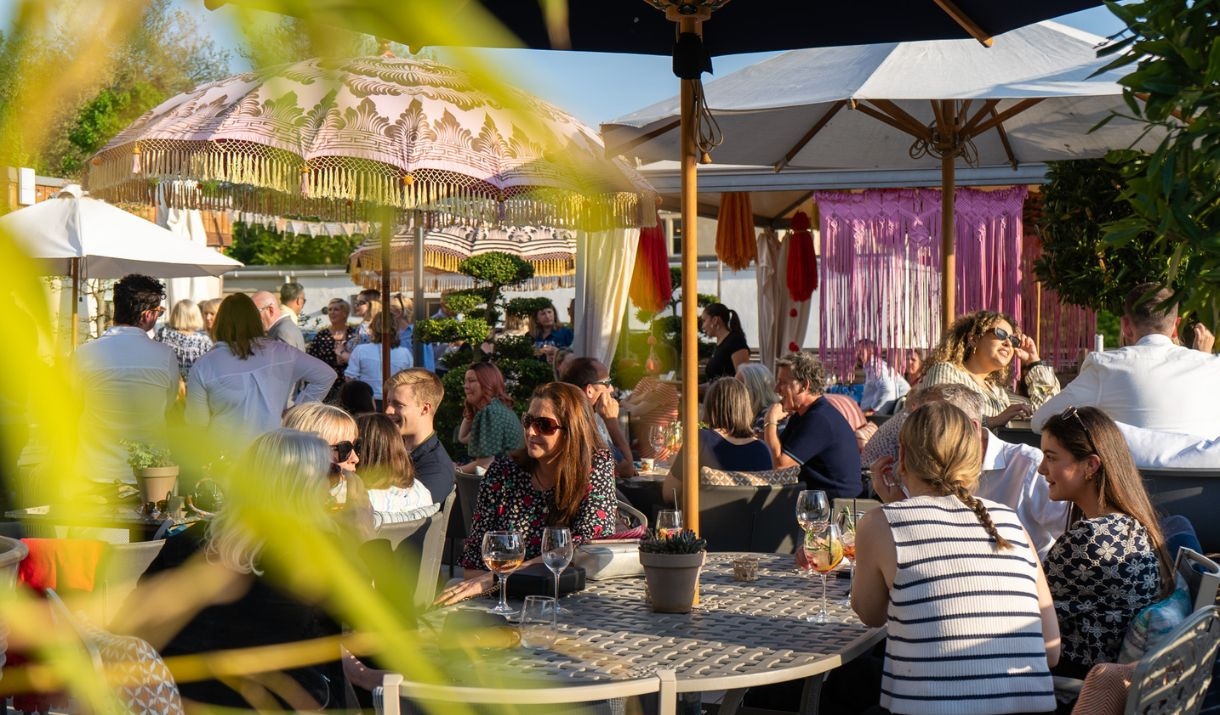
[
  {"xmin": 121, "ymin": 440, "xmax": 179, "ymax": 505},
  {"xmin": 638, "ymin": 528, "xmax": 707, "ymax": 614}
]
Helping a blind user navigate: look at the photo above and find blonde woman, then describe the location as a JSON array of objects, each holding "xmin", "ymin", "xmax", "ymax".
[
  {"xmin": 156, "ymin": 298, "xmax": 213, "ymax": 379},
  {"xmin": 120, "ymin": 429, "xmax": 344, "ymax": 710},
  {"xmin": 853, "ymin": 402, "xmax": 1058, "ymax": 714},
  {"xmin": 282, "ymin": 402, "xmax": 374, "ymax": 539}
]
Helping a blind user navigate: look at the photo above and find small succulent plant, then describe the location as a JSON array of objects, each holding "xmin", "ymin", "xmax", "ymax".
[{"xmin": 639, "ymin": 528, "xmax": 707, "ymax": 554}]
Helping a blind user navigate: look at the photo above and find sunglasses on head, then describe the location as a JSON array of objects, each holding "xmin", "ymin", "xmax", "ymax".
[
  {"xmin": 522, "ymin": 414, "xmax": 565, "ymax": 436},
  {"xmin": 991, "ymin": 326, "xmax": 1021, "ymax": 348},
  {"xmin": 1060, "ymin": 406, "xmax": 1099, "ymax": 456},
  {"xmin": 331, "ymin": 440, "xmax": 362, "ymax": 461}
]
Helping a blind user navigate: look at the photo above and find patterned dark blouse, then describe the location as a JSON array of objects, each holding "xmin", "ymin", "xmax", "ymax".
[
  {"xmin": 155, "ymin": 326, "xmax": 214, "ymax": 380},
  {"xmin": 307, "ymin": 326, "xmax": 358, "ymax": 402},
  {"xmin": 459, "ymin": 449, "xmax": 618, "ymax": 569},
  {"xmin": 1044, "ymin": 513, "xmax": 1163, "ymax": 670}
]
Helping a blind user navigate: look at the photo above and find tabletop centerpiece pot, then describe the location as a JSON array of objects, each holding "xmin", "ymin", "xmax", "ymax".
[
  {"xmin": 638, "ymin": 528, "xmax": 707, "ymax": 614},
  {"xmin": 121, "ymin": 440, "xmax": 178, "ymax": 505}
]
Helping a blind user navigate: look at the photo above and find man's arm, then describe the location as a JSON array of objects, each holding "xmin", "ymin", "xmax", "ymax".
[
  {"xmin": 293, "ymin": 350, "xmax": 339, "ymax": 404},
  {"xmin": 762, "ymin": 402, "xmax": 799, "ymax": 468},
  {"xmin": 1030, "ymin": 355, "xmax": 1103, "ymax": 432}
]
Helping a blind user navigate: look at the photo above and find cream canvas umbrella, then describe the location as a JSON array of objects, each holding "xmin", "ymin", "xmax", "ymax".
[{"xmin": 0, "ymin": 185, "xmax": 242, "ymax": 344}]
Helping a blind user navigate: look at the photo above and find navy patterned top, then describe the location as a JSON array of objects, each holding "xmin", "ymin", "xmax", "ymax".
[
  {"xmin": 459, "ymin": 449, "xmax": 619, "ymax": 569},
  {"xmin": 1044, "ymin": 513, "xmax": 1162, "ymax": 672},
  {"xmin": 155, "ymin": 327, "xmax": 214, "ymax": 380}
]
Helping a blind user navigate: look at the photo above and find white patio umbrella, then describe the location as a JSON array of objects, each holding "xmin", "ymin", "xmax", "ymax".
[
  {"xmin": 603, "ymin": 21, "xmax": 1162, "ymax": 327},
  {"xmin": 0, "ymin": 185, "xmax": 242, "ymax": 342}
]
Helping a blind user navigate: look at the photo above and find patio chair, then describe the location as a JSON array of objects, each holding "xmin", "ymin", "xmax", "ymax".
[
  {"xmin": 362, "ymin": 490, "xmax": 456, "ymax": 612},
  {"xmin": 96, "ymin": 539, "xmax": 165, "ymax": 626},
  {"xmin": 447, "ymin": 471, "xmax": 482, "ymax": 576},
  {"xmin": 698, "ymin": 483, "xmax": 804, "ymax": 553},
  {"xmin": 374, "ymin": 670, "xmax": 676, "ymax": 715},
  {"xmin": 1140, "ymin": 468, "xmax": 1220, "ymax": 554}
]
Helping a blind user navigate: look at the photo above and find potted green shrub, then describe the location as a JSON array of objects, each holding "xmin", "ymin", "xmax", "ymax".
[
  {"xmin": 638, "ymin": 529, "xmax": 707, "ymax": 614},
  {"xmin": 121, "ymin": 440, "xmax": 179, "ymax": 504}
]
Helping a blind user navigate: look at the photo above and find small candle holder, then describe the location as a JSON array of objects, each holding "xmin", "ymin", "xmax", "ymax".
[{"xmin": 732, "ymin": 556, "xmax": 759, "ymax": 582}]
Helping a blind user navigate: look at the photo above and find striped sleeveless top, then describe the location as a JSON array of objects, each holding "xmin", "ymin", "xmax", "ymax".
[{"xmin": 880, "ymin": 495, "xmax": 1054, "ymax": 715}]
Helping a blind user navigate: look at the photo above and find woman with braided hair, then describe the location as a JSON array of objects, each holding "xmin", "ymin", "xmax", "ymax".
[{"xmin": 853, "ymin": 401, "xmax": 1059, "ymax": 715}]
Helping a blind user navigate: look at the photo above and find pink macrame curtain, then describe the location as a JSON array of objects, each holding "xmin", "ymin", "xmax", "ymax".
[{"xmin": 813, "ymin": 187, "xmax": 1027, "ymax": 381}]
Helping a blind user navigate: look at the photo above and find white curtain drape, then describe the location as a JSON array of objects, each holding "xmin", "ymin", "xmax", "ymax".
[
  {"xmin": 574, "ymin": 227, "xmax": 640, "ymax": 367},
  {"xmin": 157, "ymin": 186, "xmax": 222, "ymax": 307},
  {"xmin": 756, "ymin": 228, "xmax": 811, "ymax": 371}
]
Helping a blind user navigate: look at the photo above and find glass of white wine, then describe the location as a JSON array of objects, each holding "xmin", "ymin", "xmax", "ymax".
[
  {"xmin": 805, "ymin": 522, "xmax": 844, "ymax": 624},
  {"xmin": 795, "ymin": 490, "xmax": 830, "ymax": 537},
  {"xmin": 481, "ymin": 530, "xmax": 524, "ymax": 615},
  {"xmin": 541, "ymin": 526, "xmax": 573, "ymax": 615}
]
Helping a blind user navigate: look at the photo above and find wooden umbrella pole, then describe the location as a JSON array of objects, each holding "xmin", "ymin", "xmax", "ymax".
[
  {"xmin": 678, "ymin": 14, "xmax": 701, "ymax": 540},
  {"xmin": 380, "ymin": 212, "xmax": 393, "ymax": 391},
  {"xmin": 412, "ymin": 211, "xmax": 426, "ymax": 368},
  {"xmin": 69, "ymin": 256, "xmax": 80, "ymax": 350},
  {"xmin": 939, "ymin": 100, "xmax": 958, "ymax": 329}
]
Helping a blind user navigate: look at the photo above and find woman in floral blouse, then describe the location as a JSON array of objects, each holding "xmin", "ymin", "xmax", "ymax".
[
  {"xmin": 307, "ymin": 298, "xmax": 358, "ymax": 404},
  {"xmin": 1038, "ymin": 405, "xmax": 1172, "ymax": 677},
  {"xmin": 438, "ymin": 381, "xmax": 618, "ymax": 604}
]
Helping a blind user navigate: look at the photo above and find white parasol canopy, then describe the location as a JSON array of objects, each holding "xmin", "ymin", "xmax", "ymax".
[{"xmin": 0, "ymin": 185, "xmax": 242, "ymax": 279}]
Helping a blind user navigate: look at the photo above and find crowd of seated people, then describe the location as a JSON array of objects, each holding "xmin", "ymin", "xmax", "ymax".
[{"xmin": 52, "ymin": 268, "xmax": 1220, "ymax": 713}]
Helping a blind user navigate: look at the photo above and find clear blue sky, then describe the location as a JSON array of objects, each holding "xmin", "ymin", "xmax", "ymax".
[{"xmin": 1, "ymin": 1, "xmax": 1127, "ymax": 126}]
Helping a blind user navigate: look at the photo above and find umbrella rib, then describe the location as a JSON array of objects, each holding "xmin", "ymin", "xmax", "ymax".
[
  {"xmin": 932, "ymin": 0, "xmax": 994, "ymax": 47},
  {"xmin": 960, "ymin": 99, "xmax": 1001, "ymax": 134},
  {"xmin": 965, "ymin": 98, "xmax": 1044, "ymax": 138},
  {"xmin": 772, "ymin": 101, "xmax": 847, "ymax": 173},
  {"xmin": 603, "ymin": 118, "xmax": 682, "ymax": 158},
  {"xmin": 855, "ymin": 101, "xmax": 931, "ymax": 142},
  {"xmin": 990, "ymin": 109, "xmax": 1019, "ymax": 170},
  {"xmin": 870, "ymin": 100, "xmax": 935, "ymax": 140}
]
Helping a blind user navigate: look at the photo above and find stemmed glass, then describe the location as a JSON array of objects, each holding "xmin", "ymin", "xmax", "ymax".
[
  {"xmin": 805, "ymin": 521, "xmax": 844, "ymax": 624},
  {"xmin": 649, "ymin": 424, "xmax": 667, "ymax": 464},
  {"xmin": 834, "ymin": 509, "xmax": 860, "ymax": 606},
  {"xmin": 656, "ymin": 509, "xmax": 683, "ymax": 538},
  {"xmin": 795, "ymin": 490, "xmax": 831, "ymax": 534},
  {"xmin": 541, "ymin": 527, "xmax": 573, "ymax": 615},
  {"xmin": 481, "ymin": 531, "xmax": 524, "ymax": 616}
]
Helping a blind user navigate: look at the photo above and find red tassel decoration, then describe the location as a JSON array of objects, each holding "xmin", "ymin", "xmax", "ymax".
[{"xmin": 786, "ymin": 210, "xmax": 817, "ymax": 302}]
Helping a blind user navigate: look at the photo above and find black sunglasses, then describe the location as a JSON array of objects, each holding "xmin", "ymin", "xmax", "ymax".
[
  {"xmin": 991, "ymin": 326, "xmax": 1021, "ymax": 348},
  {"xmin": 331, "ymin": 440, "xmax": 362, "ymax": 461},
  {"xmin": 522, "ymin": 414, "xmax": 565, "ymax": 436},
  {"xmin": 1060, "ymin": 406, "xmax": 1099, "ymax": 456}
]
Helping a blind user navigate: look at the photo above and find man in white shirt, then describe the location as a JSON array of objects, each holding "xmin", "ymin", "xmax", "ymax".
[
  {"xmin": 253, "ymin": 290, "xmax": 306, "ymax": 352},
  {"xmin": 279, "ymin": 282, "xmax": 306, "ymax": 325},
  {"xmin": 856, "ymin": 339, "xmax": 909, "ymax": 415},
  {"xmin": 872, "ymin": 383, "xmax": 1067, "ymax": 558},
  {"xmin": 74, "ymin": 274, "xmax": 180, "ymax": 483},
  {"xmin": 1032, "ymin": 283, "xmax": 1220, "ymax": 436}
]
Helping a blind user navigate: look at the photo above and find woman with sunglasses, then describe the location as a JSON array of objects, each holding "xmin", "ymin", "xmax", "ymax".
[
  {"xmin": 283, "ymin": 402, "xmax": 374, "ymax": 540},
  {"xmin": 1038, "ymin": 406, "xmax": 1171, "ymax": 678},
  {"xmin": 457, "ymin": 362, "xmax": 524, "ymax": 474},
  {"xmin": 355, "ymin": 413, "xmax": 436, "ymax": 524},
  {"xmin": 437, "ymin": 382, "xmax": 618, "ymax": 605},
  {"xmin": 922, "ymin": 310, "xmax": 1059, "ymax": 429}
]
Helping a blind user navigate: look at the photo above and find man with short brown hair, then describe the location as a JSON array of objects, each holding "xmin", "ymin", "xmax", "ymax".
[{"xmin": 384, "ymin": 368, "xmax": 453, "ymax": 502}]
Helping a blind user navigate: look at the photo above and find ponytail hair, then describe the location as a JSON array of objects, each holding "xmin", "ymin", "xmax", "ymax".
[
  {"xmin": 704, "ymin": 303, "xmax": 743, "ymax": 336},
  {"xmin": 899, "ymin": 401, "xmax": 1011, "ymax": 549}
]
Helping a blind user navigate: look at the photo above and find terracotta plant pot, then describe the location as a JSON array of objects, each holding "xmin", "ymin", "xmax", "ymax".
[
  {"xmin": 135, "ymin": 465, "xmax": 179, "ymax": 504},
  {"xmin": 639, "ymin": 550, "xmax": 705, "ymax": 614}
]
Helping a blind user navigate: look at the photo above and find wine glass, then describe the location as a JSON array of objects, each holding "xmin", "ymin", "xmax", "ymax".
[
  {"xmin": 481, "ymin": 531, "xmax": 524, "ymax": 615},
  {"xmin": 805, "ymin": 521, "xmax": 844, "ymax": 624},
  {"xmin": 541, "ymin": 527, "xmax": 573, "ymax": 615},
  {"xmin": 656, "ymin": 509, "xmax": 683, "ymax": 538},
  {"xmin": 795, "ymin": 490, "xmax": 831, "ymax": 533},
  {"xmin": 649, "ymin": 424, "xmax": 667, "ymax": 462},
  {"xmin": 834, "ymin": 509, "xmax": 861, "ymax": 606}
]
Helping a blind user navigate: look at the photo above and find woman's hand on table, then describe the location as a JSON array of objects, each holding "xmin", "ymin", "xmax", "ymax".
[{"xmin": 435, "ymin": 570, "xmax": 496, "ymax": 606}]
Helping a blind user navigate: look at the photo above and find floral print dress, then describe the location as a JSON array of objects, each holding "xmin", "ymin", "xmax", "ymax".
[
  {"xmin": 459, "ymin": 449, "xmax": 618, "ymax": 569},
  {"xmin": 1044, "ymin": 513, "xmax": 1162, "ymax": 671}
]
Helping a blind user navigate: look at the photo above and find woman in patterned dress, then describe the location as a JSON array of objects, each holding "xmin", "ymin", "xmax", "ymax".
[
  {"xmin": 922, "ymin": 310, "xmax": 1059, "ymax": 429},
  {"xmin": 156, "ymin": 299, "xmax": 213, "ymax": 380},
  {"xmin": 437, "ymin": 381, "xmax": 618, "ymax": 605},
  {"xmin": 456, "ymin": 361, "xmax": 524, "ymax": 474},
  {"xmin": 1038, "ymin": 405, "xmax": 1172, "ymax": 677},
  {"xmin": 307, "ymin": 298, "xmax": 358, "ymax": 403}
]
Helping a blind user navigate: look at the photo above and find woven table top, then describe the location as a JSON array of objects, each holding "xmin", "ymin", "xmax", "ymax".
[{"xmin": 429, "ymin": 552, "xmax": 884, "ymax": 693}]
